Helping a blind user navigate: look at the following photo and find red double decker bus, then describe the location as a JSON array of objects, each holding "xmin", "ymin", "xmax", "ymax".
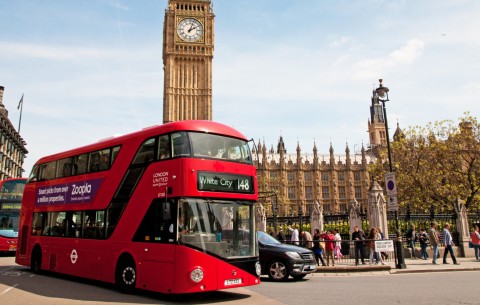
[
  {"xmin": 16, "ymin": 120, "xmax": 260, "ymax": 293},
  {"xmin": 0, "ymin": 178, "xmax": 27, "ymax": 254}
]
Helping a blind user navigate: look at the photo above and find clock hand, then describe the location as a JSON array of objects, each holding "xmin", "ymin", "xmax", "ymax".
[{"xmin": 188, "ymin": 24, "xmax": 197, "ymax": 33}]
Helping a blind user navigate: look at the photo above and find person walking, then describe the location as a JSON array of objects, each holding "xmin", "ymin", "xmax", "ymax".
[
  {"xmin": 470, "ymin": 224, "xmax": 480, "ymax": 260},
  {"xmin": 428, "ymin": 222, "xmax": 441, "ymax": 265},
  {"xmin": 288, "ymin": 225, "xmax": 299, "ymax": 245},
  {"xmin": 352, "ymin": 226, "xmax": 366, "ymax": 265},
  {"xmin": 333, "ymin": 229, "xmax": 343, "ymax": 259},
  {"xmin": 313, "ymin": 228, "xmax": 326, "ymax": 266},
  {"xmin": 300, "ymin": 230, "xmax": 313, "ymax": 250},
  {"xmin": 406, "ymin": 224, "xmax": 417, "ymax": 258},
  {"xmin": 418, "ymin": 228, "xmax": 430, "ymax": 260},
  {"xmin": 442, "ymin": 223, "xmax": 459, "ymax": 265},
  {"xmin": 322, "ymin": 230, "xmax": 335, "ymax": 266}
]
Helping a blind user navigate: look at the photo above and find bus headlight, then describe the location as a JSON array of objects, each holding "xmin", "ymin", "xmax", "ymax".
[
  {"xmin": 190, "ymin": 267, "xmax": 204, "ymax": 283},
  {"xmin": 255, "ymin": 261, "xmax": 261, "ymax": 276}
]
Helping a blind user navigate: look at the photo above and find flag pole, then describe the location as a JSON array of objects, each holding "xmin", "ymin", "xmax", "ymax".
[{"xmin": 17, "ymin": 94, "xmax": 24, "ymax": 133}]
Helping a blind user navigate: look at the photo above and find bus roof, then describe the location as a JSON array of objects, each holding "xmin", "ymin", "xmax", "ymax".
[{"xmin": 34, "ymin": 120, "xmax": 249, "ymax": 165}]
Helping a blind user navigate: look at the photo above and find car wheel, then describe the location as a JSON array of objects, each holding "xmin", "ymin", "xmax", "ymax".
[
  {"xmin": 267, "ymin": 260, "xmax": 289, "ymax": 281},
  {"xmin": 291, "ymin": 274, "xmax": 307, "ymax": 280}
]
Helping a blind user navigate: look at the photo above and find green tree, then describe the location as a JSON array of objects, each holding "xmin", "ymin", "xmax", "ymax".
[{"xmin": 370, "ymin": 113, "xmax": 480, "ymax": 211}]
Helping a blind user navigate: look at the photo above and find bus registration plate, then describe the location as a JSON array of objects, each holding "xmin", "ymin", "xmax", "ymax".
[
  {"xmin": 9, "ymin": 245, "xmax": 16, "ymax": 251},
  {"xmin": 224, "ymin": 278, "xmax": 242, "ymax": 286}
]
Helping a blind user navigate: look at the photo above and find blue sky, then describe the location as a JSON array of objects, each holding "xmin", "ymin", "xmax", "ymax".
[{"xmin": 1, "ymin": 0, "xmax": 479, "ymax": 176}]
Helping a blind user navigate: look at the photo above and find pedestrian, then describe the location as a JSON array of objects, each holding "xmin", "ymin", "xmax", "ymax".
[
  {"xmin": 406, "ymin": 224, "xmax": 417, "ymax": 258},
  {"xmin": 333, "ymin": 229, "xmax": 343, "ymax": 259},
  {"xmin": 470, "ymin": 224, "xmax": 480, "ymax": 260},
  {"xmin": 313, "ymin": 228, "xmax": 326, "ymax": 266},
  {"xmin": 418, "ymin": 228, "xmax": 430, "ymax": 260},
  {"xmin": 322, "ymin": 230, "xmax": 335, "ymax": 266},
  {"xmin": 277, "ymin": 229, "xmax": 286, "ymax": 242},
  {"xmin": 351, "ymin": 226, "xmax": 366, "ymax": 265},
  {"xmin": 367, "ymin": 228, "xmax": 386, "ymax": 265},
  {"xmin": 268, "ymin": 228, "xmax": 277, "ymax": 239},
  {"xmin": 300, "ymin": 230, "xmax": 313, "ymax": 249},
  {"xmin": 287, "ymin": 225, "xmax": 299, "ymax": 245},
  {"xmin": 377, "ymin": 227, "xmax": 388, "ymax": 261},
  {"xmin": 428, "ymin": 222, "xmax": 441, "ymax": 265},
  {"xmin": 442, "ymin": 223, "xmax": 459, "ymax": 265}
]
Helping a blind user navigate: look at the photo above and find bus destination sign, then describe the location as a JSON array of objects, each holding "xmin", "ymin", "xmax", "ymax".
[{"xmin": 198, "ymin": 172, "xmax": 254, "ymax": 194}]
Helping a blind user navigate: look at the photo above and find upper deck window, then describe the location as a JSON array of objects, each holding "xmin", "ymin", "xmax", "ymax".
[{"xmin": 190, "ymin": 132, "xmax": 252, "ymax": 164}]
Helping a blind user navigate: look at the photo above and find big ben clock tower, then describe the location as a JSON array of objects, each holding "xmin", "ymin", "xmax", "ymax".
[{"xmin": 163, "ymin": 0, "xmax": 214, "ymax": 123}]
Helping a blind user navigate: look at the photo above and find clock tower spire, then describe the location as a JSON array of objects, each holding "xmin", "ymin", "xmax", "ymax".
[{"xmin": 163, "ymin": 0, "xmax": 214, "ymax": 123}]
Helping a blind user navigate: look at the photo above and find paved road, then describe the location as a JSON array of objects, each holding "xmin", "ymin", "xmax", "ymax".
[
  {"xmin": 0, "ymin": 255, "xmax": 281, "ymax": 305},
  {"xmin": 2, "ymin": 254, "xmax": 480, "ymax": 305}
]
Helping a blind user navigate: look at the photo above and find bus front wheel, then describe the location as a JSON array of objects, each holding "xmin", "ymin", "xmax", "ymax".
[
  {"xmin": 116, "ymin": 257, "xmax": 137, "ymax": 294},
  {"xmin": 31, "ymin": 247, "xmax": 42, "ymax": 274}
]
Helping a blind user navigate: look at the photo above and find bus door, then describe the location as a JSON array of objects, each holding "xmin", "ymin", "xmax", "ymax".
[{"xmin": 133, "ymin": 198, "xmax": 176, "ymax": 292}]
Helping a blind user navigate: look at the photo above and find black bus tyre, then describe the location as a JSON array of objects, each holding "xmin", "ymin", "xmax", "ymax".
[
  {"xmin": 267, "ymin": 260, "xmax": 289, "ymax": 281},
  {"xmin": 30, "ymin": 247, "xmax": 42, "ymax": 274},
  {"xmin": 116, "ymin": 258, "xmax": 137, "ymax": 293}
]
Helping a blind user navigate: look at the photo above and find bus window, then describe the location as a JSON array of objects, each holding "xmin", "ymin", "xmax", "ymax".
[
  {"xmin": 73, "ymin": 154, "xmax": 88, "ymax": 175},
  {"xmin": 133, "ymin": 199, "xmax": 175, "ymax": 243},
  {"xmin": 31, "ymin": 213, "xmax": 45, "ymax": 236},
  {"xmin": 27, "ymin": 166, "xmax": 39, "ymax": 183},
  {"xmin": 57, "ymin": 158, "xmax": 72, "ymax": 178},
  {"xmin": 88, "ymin": 152, "xmax": 101, "ymax": 172},
  {"xmin": 132, "ymin": 138, "xmax": 155, "ymax": 164},
  {"xmin": 98, "ymin": 149, "xmax": 111, "ymax": 171},
  {"xmin": 83, "ymin": 210, "xmax": 105, "ymax": 239},
  {"xmin": 42, "ymin": 161, "xmax": 57, "ymax": 180},
  {"xmin": 157, "ymin": 135, "xmax": 171, "ymax": 160},
  {"xmin": 111, "ymin": 146, "xmax": 120, "ymax": 165},
  {"xmin": 172, "ymin": 132, "xmax": 191, "ymax": 157},
  {"xmin": 190, "ymin": 132, "xmax": 253, "ymax": 164}
]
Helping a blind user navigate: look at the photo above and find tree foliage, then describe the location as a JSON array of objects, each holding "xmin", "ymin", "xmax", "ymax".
[{"xmin": 370, "ymin": 113, "xmax": 480, "ymax": 212}]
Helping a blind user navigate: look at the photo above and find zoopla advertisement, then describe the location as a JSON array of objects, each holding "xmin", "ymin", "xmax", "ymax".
[{"xmin": 35, "ymin": 178, "xmax": 104, "ymax": 206}]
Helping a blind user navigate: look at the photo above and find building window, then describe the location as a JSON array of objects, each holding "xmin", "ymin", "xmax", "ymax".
[
  {"xmin": 354, "ymin": 171, "xmax": 361, "ymax": 181},
  {"xmin": 323, "ymin": 204, "xmax": 330, "ymax": 213},
  {"xmin": 340, "ymin": 204, "xmax": 347, "ymax": 213},
  {"xmin": 305, "ymin": 186, "xmax": 312, "ymax": 200},
  {"xmin": 288, "ymin": 172, "xmax": 295, "ymax": 182},
  {"xmin": 339, "ymin": 186, "xmax": 346, "ymax": 199},
  {"xmin": 338, "ymin": 172, "xmax": 344, "ymax": 181},
  {"xmin": 270, "ymin": 171, "xmax": 277, "ymax": 179},
  {"xmin": 355, "ymin": 186, "xmax": 362, "ymax": 199},
  {"xmin": 322, "ymin": 186, "xmax": 329, "ymax": 199},
  {"xmin": 288, "ymin": 187, "xmax": 295, "ymax": 199},
  {"xmin": 304, "ymin": 172, "xmax": 311, "ymax": 182},
  {"xmin": 322, "ymin": 172, "xmax": 328, "ymax": 181}
]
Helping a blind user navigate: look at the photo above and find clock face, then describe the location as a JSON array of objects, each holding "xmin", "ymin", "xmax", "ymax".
[{"xmin": 177, "ymin": 18, "xmax": 204, "ymax": 42}]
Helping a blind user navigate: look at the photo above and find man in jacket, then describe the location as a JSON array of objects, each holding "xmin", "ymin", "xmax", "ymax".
[
  {"xmin": 443, "ymin": 223, "xmax": 459, "ymax": 265},
  {"xmin": 352, "ymin": 226, "xmax": 366, "ymax": 265}
]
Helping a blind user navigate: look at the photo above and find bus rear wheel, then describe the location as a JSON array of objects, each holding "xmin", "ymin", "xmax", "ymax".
[
  {"xmin": 30, "ymin": 247, "xmax": 42, "ymax": 274},
  {"xmin": 116, "ymin": 258, "xmax": 137, "ymax": 294}
]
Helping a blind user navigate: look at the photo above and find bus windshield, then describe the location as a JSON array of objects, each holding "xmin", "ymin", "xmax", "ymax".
[
  {"xmin": 179, "ymin": 199, "xmax": 256, "ymax": 259},
  {"xmin": 0, "ymin": 179, "xmax": 26, "ymax": 200},
  {"xmin": 190, "ymin": 132, "xmax": 252, "ymax": 164}
]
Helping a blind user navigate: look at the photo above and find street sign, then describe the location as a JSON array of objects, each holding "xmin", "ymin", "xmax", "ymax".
[
  {"xmin": 384, "ymin": 172, "xmax": 397, "ymax": 197},
  {"xmin": 375, "ymin": 240, "xmax": 394, "ymax": 252},
  {"xmin": 387, "ymin": 195, "xmax": 398, "ymax": 212}
]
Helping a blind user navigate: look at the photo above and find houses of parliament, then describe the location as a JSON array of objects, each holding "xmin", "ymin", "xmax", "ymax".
[{"xmin": 160, "ymin": 0, "xmax": 403, "ymax": 216}]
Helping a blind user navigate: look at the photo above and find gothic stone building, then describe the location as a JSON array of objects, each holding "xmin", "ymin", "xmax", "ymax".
[
  {"xmin": 0, "ymin": 86, "xmax": 28, "ymax": 179},
  {"xmin": 254, "ymin": 138, "xmax": 373, "ymax": 217}
]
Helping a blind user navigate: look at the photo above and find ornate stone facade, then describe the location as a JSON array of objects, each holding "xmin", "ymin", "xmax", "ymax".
[
  {"xmin": 254, "ymin": 138, "xmax": 373, "ymax": 217},
  {"xmin": 162, "ymin": 0, "xmax": 214, "ymax": 123},
  {"xmin": 0, "ymin": 86, "xmax": 28, "ymax": 179}
]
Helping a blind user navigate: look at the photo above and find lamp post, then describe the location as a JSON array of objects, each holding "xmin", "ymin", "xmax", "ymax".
[{"xmin": 375, "ymin": 79, "xmax": 406, "ymax": 269}]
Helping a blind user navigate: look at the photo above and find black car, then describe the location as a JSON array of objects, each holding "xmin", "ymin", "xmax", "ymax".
[{"xmin": 257, "ymin": 231, "xmax": 317, "ymax": 281}]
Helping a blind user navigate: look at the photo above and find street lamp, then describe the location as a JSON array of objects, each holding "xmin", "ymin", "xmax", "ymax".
[{"xmin": 375, "ymin": 79, "xmax": 407, "ymax": 269}]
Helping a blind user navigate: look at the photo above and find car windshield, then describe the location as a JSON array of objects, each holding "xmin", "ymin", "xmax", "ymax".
[{"xmin": 257, "ymin": 231, "xmax": 282, "ymax": 245}]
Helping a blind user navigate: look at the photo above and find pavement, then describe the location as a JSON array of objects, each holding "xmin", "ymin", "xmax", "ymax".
[{"xmin": 315, "ymin": 257, "xmax": 480, "ymax": 276}]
